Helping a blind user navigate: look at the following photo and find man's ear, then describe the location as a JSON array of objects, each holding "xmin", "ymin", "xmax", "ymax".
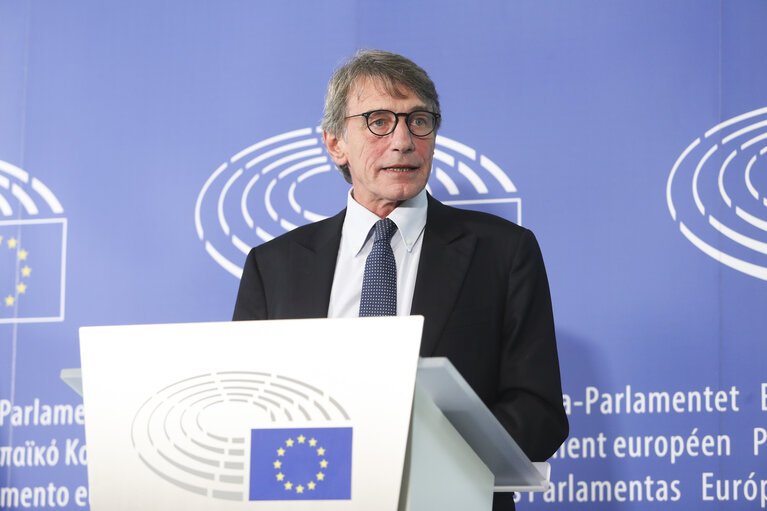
[{"xmin": 323, "ymin": 130, "xmax": 348, "ymax": 167}]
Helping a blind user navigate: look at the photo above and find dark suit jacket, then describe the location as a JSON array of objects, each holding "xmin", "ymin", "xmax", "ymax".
[{"xmin": 233, "ymin": 196, "xmax": 568, "ymax": 509}]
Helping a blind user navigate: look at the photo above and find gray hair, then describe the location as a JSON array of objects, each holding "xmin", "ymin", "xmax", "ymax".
[{"xmin": 322, "ymin": 49, "xmax": 441, "ymax": 182}]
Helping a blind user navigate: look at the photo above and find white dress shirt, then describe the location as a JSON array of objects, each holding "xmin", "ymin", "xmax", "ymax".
[{"xmin": 327, "ymin": 189, "xmax": 428, "ymax": 318}]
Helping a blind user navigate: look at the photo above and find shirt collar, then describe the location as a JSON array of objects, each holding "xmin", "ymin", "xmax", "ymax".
[{"xmin": 343, "ymin": 188, "xmax": 428, "ymax": 256}]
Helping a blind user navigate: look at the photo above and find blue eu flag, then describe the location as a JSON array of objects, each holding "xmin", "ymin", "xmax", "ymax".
[
  {"xmin": 249, "ymin": 427, "xmax": 352, "ymax": 501},
  {"xmin": 0, "ymin": 219, "xmax": 66, "ymax": 323}
]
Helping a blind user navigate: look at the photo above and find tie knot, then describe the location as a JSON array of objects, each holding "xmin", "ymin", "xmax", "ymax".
[{"xmin": 374, "ymin": 218, "xmax": 397, "ymax": 243}]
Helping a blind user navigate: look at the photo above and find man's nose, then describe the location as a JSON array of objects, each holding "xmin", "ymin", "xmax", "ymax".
[{"xmin": 390, "ymin": 117, "xmax": 415, "ymax": 151}]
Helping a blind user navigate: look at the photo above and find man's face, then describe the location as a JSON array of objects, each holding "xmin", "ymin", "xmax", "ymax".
[{"xmin": 324, "ymin": 77, "xmax": 435, "ymax": 217}]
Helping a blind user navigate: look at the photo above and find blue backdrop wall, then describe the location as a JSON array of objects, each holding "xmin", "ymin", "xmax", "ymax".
[{"xmin": 2, "ymin": 1, "xmax": 767, "ymax": 509}]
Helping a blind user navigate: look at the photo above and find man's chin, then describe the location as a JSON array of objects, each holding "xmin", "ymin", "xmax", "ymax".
[
  {"xmin": 385, "ymin": 183, "xmax": 427, "ymax": 203},
  {"xmin": 380, "ymin": 169, "xmax": 429, "ymax": 186}
]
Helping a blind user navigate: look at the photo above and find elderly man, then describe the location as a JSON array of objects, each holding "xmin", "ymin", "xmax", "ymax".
[{"xmin": 234, "ymin": 49, "xmax": 568, "ymax": 509}]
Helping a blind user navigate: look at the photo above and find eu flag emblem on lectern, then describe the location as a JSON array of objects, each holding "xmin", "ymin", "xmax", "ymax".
[{"xmin": 249, "ymin": 427, "xmax": 352, "ymax": 500}]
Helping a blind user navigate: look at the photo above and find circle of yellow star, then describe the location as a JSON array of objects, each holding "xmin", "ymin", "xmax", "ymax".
[
  {"xmin": 7, "ymin": 238, "xmax": 17, "ymax": 249},
  {"xmin": 271, "ymin": 432, "xmax": 334, "ymax": 494},
  {"xmin": 5, "ymin": 295, "xmax": 14, "ymax": 307},
  {"xmin": 16, "ymin": 283, "xmax": 27, "ymax": 294},
  {"xmin": 18, "ymin": 249, "xmax": 28, "ymax": 260},
  {"xmin": 21, "ymin": 266, "xmax": 31, "ymax": 277}
]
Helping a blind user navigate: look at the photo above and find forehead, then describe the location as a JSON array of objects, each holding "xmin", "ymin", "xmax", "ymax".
[{"xmin": 347, "ymin": 76, "xmax": 426, "ymax": 111}]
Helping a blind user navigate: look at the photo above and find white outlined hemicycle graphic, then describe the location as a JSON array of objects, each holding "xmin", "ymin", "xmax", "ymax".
[
  {"xmin": 667, "ymin": 107, "xmax": 767, "ymax": 281},
  {"xmin": 132, "ymin": 371, "xmax": 350, "ymax": 501},
  {"xmin": 196, "ymin": 128, "xmax": 520, "ymax": 277},
  {"xmin": 0, "ymin": 160, "xmax": 67, "ymax": 323}
]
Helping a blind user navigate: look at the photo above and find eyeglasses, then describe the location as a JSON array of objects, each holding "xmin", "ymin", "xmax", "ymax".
[{"xmin": 345, "ymin": 109, "xmax": 440, "ymax": 137}]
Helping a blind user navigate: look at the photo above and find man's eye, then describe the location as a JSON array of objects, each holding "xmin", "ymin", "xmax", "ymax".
[{"xmin": 410, "ymin": 114, "xmax": 431, "ymax": 128}]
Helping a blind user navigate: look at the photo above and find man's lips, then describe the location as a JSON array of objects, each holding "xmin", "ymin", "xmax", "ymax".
[{"xmin": 380, "ymin": 165, "xmax": 419, "ymax": 172}]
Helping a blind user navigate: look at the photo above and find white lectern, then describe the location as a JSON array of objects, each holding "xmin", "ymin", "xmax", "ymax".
[{"xmin": 70, "ymin": 317, "xmax": 549, "ymax": 510}]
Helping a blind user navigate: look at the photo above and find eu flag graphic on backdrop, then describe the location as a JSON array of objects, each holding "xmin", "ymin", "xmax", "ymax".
[
  {"xmin": 0, "ymin": 219, "xmax": 66, "ymax": 323},
  {"xmin": 249, "ymin": 427, "xmax": 352, "ymax": 500}
]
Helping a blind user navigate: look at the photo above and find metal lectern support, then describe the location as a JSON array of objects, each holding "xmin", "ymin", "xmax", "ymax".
[
  {"xmin": 61, "ymin": 368, "xmax": 83, "ymax": 397},
  {"xmin": 399, "ymin": 358, "xmax": 551, "ymax": 511}
]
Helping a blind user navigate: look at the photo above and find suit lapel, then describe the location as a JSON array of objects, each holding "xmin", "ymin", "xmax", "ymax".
[
  {"xmin": 287, "ymin": 210, "xmax": 345, "ymax": 318},
  {"xmin": 411, "ymin": 197, "xmax": 476, "ymax": 356}
]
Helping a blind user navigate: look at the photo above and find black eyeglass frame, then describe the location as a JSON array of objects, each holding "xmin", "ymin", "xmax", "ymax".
[{"xmin": 344, "ymin": 109, "xmax": 441, "ymax": 137}]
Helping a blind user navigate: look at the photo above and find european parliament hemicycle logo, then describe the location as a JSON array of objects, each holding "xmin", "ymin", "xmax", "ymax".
[
  {"xmin": 195, "ymin": 128, "xmax": 521, "ymax": 277},
  {"xmin": 666, "ymin": 107, "xmax": 767, "ymax": 281},
  {"xmin": 0, "ymin": 160, "xmax": 67, "ymax": 323},
  {"xmin": 131, "ymin": 371, "xmax": 352, "ymax": 501}
]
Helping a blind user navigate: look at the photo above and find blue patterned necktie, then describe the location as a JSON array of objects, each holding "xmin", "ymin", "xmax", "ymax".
[{"xmin": 359, "ymin": 218, "xmax": 398, "ymax": 317}]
